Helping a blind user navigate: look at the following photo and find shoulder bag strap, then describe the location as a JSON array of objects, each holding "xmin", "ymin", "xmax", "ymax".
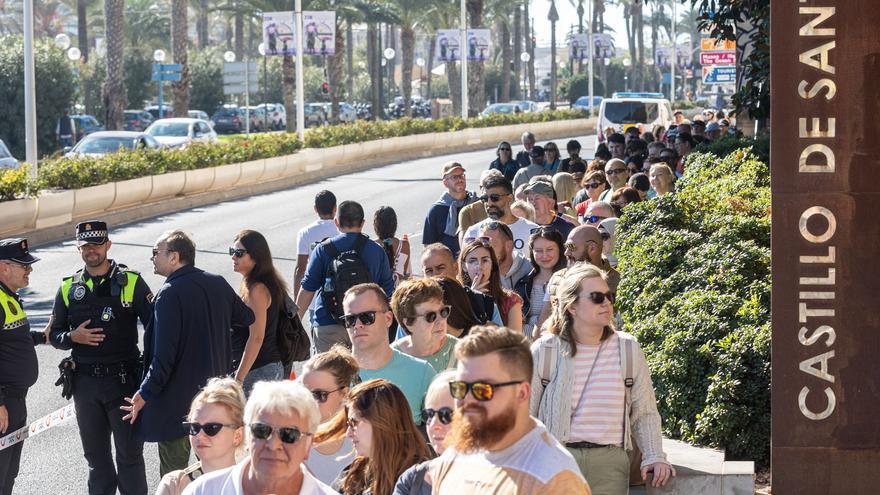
[{"xmin": 573, "ymin": 339, "xmax": 608, "ymax": 413}]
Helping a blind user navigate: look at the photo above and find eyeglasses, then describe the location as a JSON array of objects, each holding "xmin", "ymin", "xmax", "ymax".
[
  {"xmin": 250, "ymin": 422, "xmax": 311, "ymax": 444},
  {"xmin": 479, "ymin": 193, "xmax": 509, "ymax": 203},
  {"xmin": 342, "ymin": 310, "xmax": 378, "ymax": 328},
  {"xmin": 584, "ymin": 291, "xmax": 615, "ymax": 305},
  {"xmin": 151, "ymin": 248, "xmax": 174, "ymax": 258},
  {"xmin": 584, "ymin": 182, "xmax": 603, "ymax": 190},
  {"xmin": 229, "ymin": 247, "xmax": 248, "ymax": 258},
  {"xmin": 422, "ymin": 407, "xmax": 454, "ymax": 425},
  {"xmin": 449, "ymin": 380, "xmax": 522, "ymax": 401},
  {"xmin": 498, "ymin": 147, "xmax": 512, "ymax": 152},
  {"xmin": 606, "ymin": 168, "xmax": 627, "ymax": 175},
  {"xmin": 183, "ymin": 422, "xmax": 239, "ymax": 437},
  {"xmin": 445, "ymin": 173, "xmax": 467, "ymax": 182},
  {"xmin": 310, "ymin": 387, "xmax": 344, "ymax": 403},
  {"xmin": 409, "ymin": 305, "xmax": 452, "ymax": 323},
  {"xmin": 529, "ymin": 226, "xmax": 557, "ymax": 235},
  {"xmin": 463, "ymin": 236, "xmax": 492, "ymax": 248},
  {"xmin": 586, "ymin": 215, "xmax": 607, "ymax": 224}
]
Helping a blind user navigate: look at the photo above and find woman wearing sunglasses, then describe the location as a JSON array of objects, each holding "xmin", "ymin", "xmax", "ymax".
[
  {"xmin": 302, "ymin": 346, "xmax": 360, "ymax": 485},
  {"xmin": 183, "ymin": 380, "xmax": 336, "ymax": 494},
  {"xmin": 314, "ymin": 379, "xmax": 432, "ymax": 495},
  {"xmin": 574, "ymin": 170, "xmax": 610, "ymax": 221},
  {"xmin": 489, "ymin": 141, "xmax": 519, "ymax": 183},
  {"xmin": 529, "ymin": 264, "xmax": 674, "ymax": 494},
  {"xmin": 544, "ymin": 142, "xmax": 562, "ymax": 174},
  {"xmin": 514, "ymin": 229, "xmax": 567, "ymax": 339},
  {"xmin": 458, "ymin": 240, "xmax": 523, "ymax": 332},
  {"xmin": 391, "ymin": 278, "xmax": 459, "ymax": 371},
  {"xmin": 230, "ymin": 229, "xmax": 287, "ymax": 395},
  {"xmin": 157, "ymin": 377, "xmax": 245, "ymax": 495},
  {"xmin": 392, "ymin": 370, "xmax": 456, "ymax": 495}
]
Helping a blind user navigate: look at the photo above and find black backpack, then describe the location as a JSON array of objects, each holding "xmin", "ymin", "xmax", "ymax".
[{"xmin": 321, "ymin": 234, "xmax": 373, "ymax": 323}]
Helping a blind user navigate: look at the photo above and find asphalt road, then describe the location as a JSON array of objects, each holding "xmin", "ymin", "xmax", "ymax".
[{"xmin": 14, "ymin": 133, "xmax": 594, "ymax": 494}]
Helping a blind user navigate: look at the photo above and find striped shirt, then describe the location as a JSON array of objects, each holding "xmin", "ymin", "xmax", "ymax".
[{"xmin": 569, "ymin": 334, "xmax": 626, "ymax": 446}]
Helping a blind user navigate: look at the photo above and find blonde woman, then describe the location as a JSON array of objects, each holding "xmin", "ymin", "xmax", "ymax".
[
  {"xmin": 552, "ymin": 172, "xmax": 580, "ymax": 221},
  {"xmin": 529, "ymin": 264, "xmax": 675, "ymax": 494},
  {"xmin": 648, "ymin": 163, "xmax": 675, "ymax": 197},
  {"xmin": 156, "ymin": 378, "xmax": 245, "ymax": 495},
  {"xmin": 510, "ymin": 200, "xmax": 536, "ymax": 223}
]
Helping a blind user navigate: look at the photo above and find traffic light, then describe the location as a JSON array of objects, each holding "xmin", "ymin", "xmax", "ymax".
[{"xmin": 321, "ymin": 82, "xmax": 329, "ymax": 95}]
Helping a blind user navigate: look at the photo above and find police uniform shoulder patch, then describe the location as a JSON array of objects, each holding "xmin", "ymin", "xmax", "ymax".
[
  {"xmin": 145, "ymin": 292, "xmax": 154, "ymax": 303},
  {"xmin": 7, "ymin": 300, "xmax": 17, "ymax": 316},
  {"xmin": 73, "ymin": 285, "xmax": 87, "ymax": 301}
]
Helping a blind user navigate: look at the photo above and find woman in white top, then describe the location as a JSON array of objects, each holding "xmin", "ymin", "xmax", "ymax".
[
  {"xmin": 514, "ymin": 228, "xmax": 567, "ymax": 339},
  {"xmin": 182, "ymin": 381, "xmax": 336, "ymax": 494},
  {"xmin": 301, "ymin": 345, "xmax": 359, "ymax": 485},
  {"xmin": 529, "ymin": 264, "xmax": 675, "ymax": 495},
  {"xmin": 156, "ymin": 377, "xmax": 245, "ymax": 495},
  {"xmin": 374, "ymin": 206, "xmax": 411, "ymax": 285}
]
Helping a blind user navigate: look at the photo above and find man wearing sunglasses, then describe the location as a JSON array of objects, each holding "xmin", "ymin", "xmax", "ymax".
[
  {"xmin": 123, "ymin": 229, "xmax": 255, "ymax": 477},
  {"xmin": 48, "ymin": 221, "xmax": 155, "ymax": 493},
  {"xmin": 423, "ymin": 161, "xmax": 478, "ymax": 258},
  {"xmin": 462, "ymin": 175, "xmax": 537, "ymax": 258},
  {"xmin": 430, "ymin": 326, "xmax": 590, "ymax": 494},
  {"xmin": 342, "ymin": 284, "xmax": 436, "ymax": 425},
  {"xmin": 599, "ymin": 158, "xmax": 630, "ymax": 203},
  {"xmin": 0, "ymin": 238, "xmax": 46, "ymax": 495}
]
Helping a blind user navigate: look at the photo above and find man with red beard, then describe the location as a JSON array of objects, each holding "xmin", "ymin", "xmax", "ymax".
[{"xmin": 429, "ymin": 326, "xmax": 590, "ymax": 494}]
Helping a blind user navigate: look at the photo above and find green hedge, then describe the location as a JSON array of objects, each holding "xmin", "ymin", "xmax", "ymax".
[
  {"xmin": 0, "ymin": 109, "xmax": 585, "ymax": 201},
  {"xmin": 614, "ymin": 145, "xmax": 771, "ymax": 466}
]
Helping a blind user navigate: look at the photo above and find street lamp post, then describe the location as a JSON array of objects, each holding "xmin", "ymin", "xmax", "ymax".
[
  {"xmin": 259, "ymin": 42, "xmax": 268, "ymax": 129},
  {"xmin": 384, "ymin": 47, "xmax": 395, "ymax": 114},
  {"xmin": 671, "ymin": 0, "xmax": 676, "ymax": 102},
  {"xmin": 623, "ymin": 58, "xmax": 631, "ymax": 92},
  {"xmin": 548, "ymin": 0, "xmax": 559, "ymax": 110},
  {"xmin": 295, "ymin": 0, "xmax": 304, "ymax": 140},
  {"xmin": 23, "ymin": 0, "xmax": 37, "ymax": 174},
  {"xmin": 154, "ymin": 49, "xmax": 167, "ymax": 118},
  {"xmin": 460, "ymin": 0, "xmax": 468, "ymax": 119},
  {"xmin": 587, "ymin": 0, "xmax": 594, "ymax": 116},
  {"xmin": 416, "ymin": 57, "xmax": 425, "ymax": 98},
  {"xmin": 520, "ymin": 52, "xmax": 531, "ymax": 99},
  {"xmin": 576, "ymin": 0, "xmax": 584, "ymax": 76}
]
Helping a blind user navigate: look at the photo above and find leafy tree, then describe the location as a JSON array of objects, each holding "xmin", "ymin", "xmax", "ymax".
[{"xmin": 189, "ymin": 49, "xmax": 226, "ymax": 115}]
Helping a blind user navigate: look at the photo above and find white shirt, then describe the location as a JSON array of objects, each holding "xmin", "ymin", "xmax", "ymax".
[
  {"xmin": 305, "ymin": 436, "xmax": 355, "ymax": 486},
  {"xmin": 182, "ymin": 459, "xmax": 336, "ymax": 495},
  {"xmin": 296, "ymin": 218, "xmax": 339, "ymax": 256},
  {"xmin": 464, "ymin": 217, "xmax": 539, "ymax": 257}
]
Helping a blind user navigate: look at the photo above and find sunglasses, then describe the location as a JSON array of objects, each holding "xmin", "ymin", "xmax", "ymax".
[
  {"xmin": 310, "ymin": 386, "xmax": 344, "ymax": 403},
  {"xmin": 498, "ymin": 147, "xmax": 512, "ymax": 152},
  {"xmin": 463, "ymin": 236, "xmax": 492, "ymax": 248},
  {"xmin": 585, "ymin": 291, "xmax": 615, "ymax": 305},
  {"xmin": 229, "ymin": 247, "xmax": 248, "ymax": 258},
  {"xmin": 249, "ymin": 422, "xmax": 311, "ymax": 444},
  {"xmin": 183, "ymin": 422, "xmax": 239, "ymax": 437},
  {"xmin": 449, "ymin": 380, "xmax": 522, "ymax": 401},
  {"xmin": 408, "ymin": 305, "xmax": 452, "ymax": 324},
  {"xmin": 342, "ymin": 310, "xmax": 378, "ymax": 328},
  {"xmin": 479, "ymin": 193, "xmax": 508, "ymax": 203},
  {"xmin": 586, "ymin": 215, "xmax": 607, "ymax": 224},
  {"xmin": 606, "ymin": 168, "xmax": 627, "ymax": 175},
  {"xmin": 151, "ymin": 248, "xmax": 174, "ymax": 258},
  {"xmin": 584, "ymin": 182, "xmax": 603, "ymax": 189},
  {"xmin": 422, "ymin": 407, "xmax": 454, "ymax": 425}
]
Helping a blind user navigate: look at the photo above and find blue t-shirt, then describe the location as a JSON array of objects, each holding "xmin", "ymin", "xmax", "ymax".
[
  {"xmin": 359, "ymin": 349, "xmax": 437, "ymax": 424},
  {"xmin": 301, "ymin": 232, "xmax": 395, "ymax": 326},
  {"xmin": 538, "ymin": 214, "xmax": 575, "ymax": 240}
]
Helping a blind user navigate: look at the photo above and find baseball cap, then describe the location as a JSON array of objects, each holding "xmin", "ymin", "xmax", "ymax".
[
  {"xmin": 0, "ymin": 238, "xmax": 39, "ymax": 264},
  {"xmin": 524, "ymin": 180, "xmax": 556, "ymax": 200},
  {"xmin": 441, "ymin": 161, "xmax": 465, "ymax": 178},
  {"xmin": 75, "ymin": 221, "xmax": 109, "ymax": 246},
  {"xmin": 706, "ymin": 122, "xmax": 721, "ymax": 132},
  {"xmin": 530, "ymin": 145, "xmax": 545, "ymax": 158}
]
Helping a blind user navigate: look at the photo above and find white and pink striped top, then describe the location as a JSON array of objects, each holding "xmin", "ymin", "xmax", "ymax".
[{"xmin": 569, "ymin": 334, "xmax": 626, "ymax": 446}]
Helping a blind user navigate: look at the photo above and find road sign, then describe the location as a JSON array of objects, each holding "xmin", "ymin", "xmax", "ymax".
[
  {"xmin": 223, "ymin": 84, "xmax": 259, "ymax": 95},
  {"xmin": 700, "ymin": 50, "xmax": 736, "ymax": 66},
  {"xmin": 222, "ymin": 61, "xmax": 257, "ymax": 75},
  {"xmin": 223, "ymin": 61, "xmax": 258, "ymax": 95},
  {"xmin": 700, "ymin": 38, "xmax": 736, "ymax": 51},
  {"xmin": 702, "ymin": 65, "xmax": 736, "ymax": 84},
  {"xmin": 222, "ymin": 73, "xmax": 259, "ymax": 85},
  {"xmin": 151, "ymin": 63, "xmax": 182, "ymax": 81}
]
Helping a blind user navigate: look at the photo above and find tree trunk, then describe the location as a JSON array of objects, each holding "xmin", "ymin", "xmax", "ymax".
[
  {"xmin": 523, "ymin": 0, "xmax": 535, "ymax": 99},
  {"xmin": 400, "ymin": 26, "xmax": 414, "ymax": 117},
  {"xmin": 512, "ymin": 7, "xmax": 521, "ymax": 99},
  {"xmin": 346, "ymin": 22, "xmax": 354, "ymax": 100},
  {"xmin": 77, "ymin": 0, "xmax": 91, "ymax": 113},
  {"xmin": 283, "ymin": 55, "xmax": 295, "ymax": 131},
  {"xmin": 426, "ymin": 33, "xmax": 436, "ymax": 100},
  {"xmin": 467, "ymin": 0, "xmax": 484, "ymax": 115},
  {"xmin": 499, "ymin": 17, "xmax": 511, "ymax": 102},
  {"xmin": 235, "ymin": 11, "xmax": 244, "ymax": 61},
  {"xmin": 329, "ymin": 17, "xmax": 344, "ymax": 123},
  {"xmin": 368, "ymin": 23, "xmax": 381, "ymax": 120},
  {"xmin": 635, "ymin": 2, "xmax": 645, "ymax": 91},
  {"xmin": 448, "ymin": 58, "xmax": 461, "ymax": 116},
  {"xmin": 197, "ymin": 0, "xmax": 209, "ymax": 48},
  {"xmin": 226, "ymin": 17, "xmax": 233, "ymax": 51},
  {"xmin": 171, "ymin": 0, "xmax": 189, "ymax": 116},
  {"xmin": 102, "ymin": 0, "xmax": 126, "ymax": 130}
]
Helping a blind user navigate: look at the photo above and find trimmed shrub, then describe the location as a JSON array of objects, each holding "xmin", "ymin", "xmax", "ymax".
[{"xmin": 615, "ymin": 146, "xmax": 770, "ymax": 466}]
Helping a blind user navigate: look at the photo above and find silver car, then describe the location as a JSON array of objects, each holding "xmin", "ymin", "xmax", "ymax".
[
  {"xmin": 64, "ymin": 131, "xmax": 162, "ymax": 158},
  {"xmin": 0, "ymin": 139, "xmax": 19, "ymax": 169}
]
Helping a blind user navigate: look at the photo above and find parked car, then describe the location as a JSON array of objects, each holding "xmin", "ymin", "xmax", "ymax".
[
  {"xmin": 244, "ymin": 106, "xmax": 269, "ymax": 131},
  {"xmin": 321, "ymin": 102, "xmax": 357, "ymax": 124},
  {"xmin": 0, "ymin": 139, "xmax": 19, "ymax": 169},
  {"xmin": 146, "ymin": 118, "xmax": 218, "ymax": 148},
  {"xmin": 304, "ymin": 103, "xmax": 327, "ymax": 127},
  {"xmin": 211, "ymin": 107, "xmax": 246, "ymax": 134},
  {"xmin": 188, "ymin": 110, "xmax": 210, "ymax": 121},
  {"xmin": 512, "ymin": 100, "xmax": 539, "ymax": 113},
  {"xmin": 572, "ymin": 96, "xmax": 604, "ymax": 113},
  {"xmin": 479, "ymin": 103, "xmax": 522, "ymax": 117},
  {"xmin": 71, "ymin": 114, "xmax": 105, "ymax": 141},
  {"xmin": 123, "ymin": 110, "xmax": 154, "ymax": 132},
  {"xmin": 144, "ymin": 105, "xmax": 174, "ymax": 120},
  {"xmin": 64, "ymin": 131, "xmax": 162, "ymax": 158},
  {"xmin": 257, "ymin": 103, "xmax": 287, "ymax": 130}
]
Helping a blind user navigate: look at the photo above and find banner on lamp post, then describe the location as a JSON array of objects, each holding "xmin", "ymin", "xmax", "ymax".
[
  {"xmin": 262, "ymin": 12, "xmax": 295, "ymax": 56},
  {"xmin": 466, "ymin": 29, "xmax": 491, "ymax": 61},
  {"xmin": 302, "ymin": 11, "xmax": 336, "ymax": 55},
  {"xmin": 435, "ymin": 29, "xmax": 491, "ymax": 63}
]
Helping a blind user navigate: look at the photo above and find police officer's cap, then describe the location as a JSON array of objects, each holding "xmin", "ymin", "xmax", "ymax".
[
  {"xmin": 0, "ymin": 238, "xmax": 40, "ymax": 265},
  {"xmin": 75, "ymin": 221, "xmax": 109, "ymax": 246}
]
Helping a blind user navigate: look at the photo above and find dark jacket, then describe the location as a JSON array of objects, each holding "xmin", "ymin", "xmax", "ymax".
[
  {"xmin": 135, "ymin": 265, "xmax": 255, "ymax": 442},
  {"xmin": 489, "ymin": 157, "xmax": 521, "ymax": 183},
  {"xmin": 513, "ymin": 269, "xmax": 538, "ymax": 318}
]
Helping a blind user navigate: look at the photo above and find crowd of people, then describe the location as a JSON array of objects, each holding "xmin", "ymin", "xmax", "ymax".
[{"xmin": 0, "ymin": 114, "xmax": 736, "ymax": 494}]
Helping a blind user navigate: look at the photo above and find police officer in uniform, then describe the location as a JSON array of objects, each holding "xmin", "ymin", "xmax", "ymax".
[
  {"xmin": 0, "ymin": 238, "xmax": 44, "ymax": 495},
  {"xmin": 49, "ymin": 222, "xmax": 152, "ymax": 495}
]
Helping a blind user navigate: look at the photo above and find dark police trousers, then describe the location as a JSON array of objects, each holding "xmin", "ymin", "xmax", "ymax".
[
  {"xmin": 73, "ymin": 370, "xmax": 147, "ymax": 495},
  {"xmin": 0, "ymin": 392, "xmax": 26, "ymax": 495}
]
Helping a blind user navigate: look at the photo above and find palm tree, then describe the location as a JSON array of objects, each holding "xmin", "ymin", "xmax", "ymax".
[
  {"xmin": 103, "ymin": 0, "xmax": 126, "ymax": 129},
  {"xmin": 465, "ymin": 0, "xmax": 484, "ymax": 115},
  {"xmin": 170, "ymin": 0, "xmax": 189, "ymax": 115}
]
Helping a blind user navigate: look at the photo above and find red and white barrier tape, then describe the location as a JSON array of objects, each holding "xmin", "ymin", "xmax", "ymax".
[{"xmin": 0, "ymin": 404, "xmax": 76, "ymax": 452}]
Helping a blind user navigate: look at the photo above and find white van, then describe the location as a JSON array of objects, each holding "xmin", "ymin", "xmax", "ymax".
[{"xmin": 595, "ymin": 92, "xmax": 674, "ymax": 146}]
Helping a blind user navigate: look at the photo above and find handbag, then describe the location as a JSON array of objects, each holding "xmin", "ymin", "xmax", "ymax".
[{"xmin": 276, "ymin": 295, "xmax": 311, "ymax": 364}]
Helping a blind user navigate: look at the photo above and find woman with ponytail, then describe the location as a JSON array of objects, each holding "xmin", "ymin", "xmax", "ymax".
[{"xmin": 373, "ymin": 206, "xmax": 410, "ymax": 286}]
